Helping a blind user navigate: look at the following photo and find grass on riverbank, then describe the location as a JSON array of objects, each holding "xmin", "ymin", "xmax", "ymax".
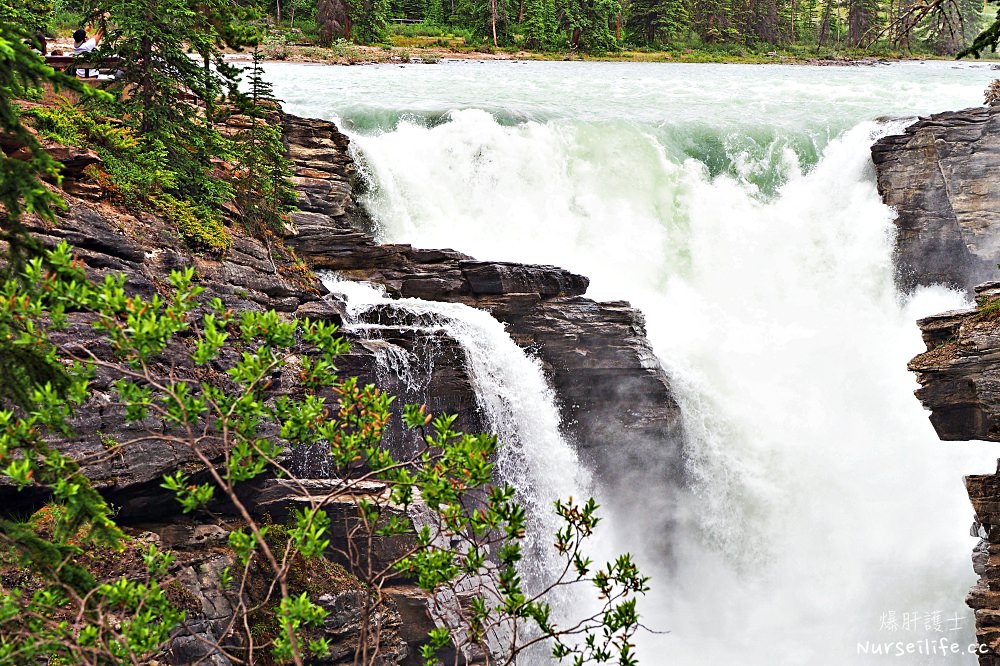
[
  {"xmin": 244, "ymin": 22, "xmax": 996, "ymax": 65},
  {"xmin": 43, "ymin": 15, "xmax": 997, "ymax": 66},
  {"xmin": 246, "ymin": 34, "xmax": 977, "ymax": 66}
]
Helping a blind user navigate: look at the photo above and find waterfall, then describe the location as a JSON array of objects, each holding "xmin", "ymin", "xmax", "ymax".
[
  {"xmin": 323, "ymin": 278, "xmax": 607, "ymax": 603},
  {"xmin": 267, "ymin": 59, "xmax": 1000, "ymax": 665},
  {"xmin": 344, "ymin": 115, "xmax": 1000, "ymax": 664}
]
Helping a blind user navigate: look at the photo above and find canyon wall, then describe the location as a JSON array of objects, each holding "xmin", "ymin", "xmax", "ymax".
[
  {"xmin": 3, "ymin": 111, "xmax": 685, "ymax": 664},
  {"xmin": 876, "ymin": 105, "xmax": 1000, "ymax": 665},
  {"xmin": 872, "ymin": 105, "xmax": 1000, "ymax": 294}
]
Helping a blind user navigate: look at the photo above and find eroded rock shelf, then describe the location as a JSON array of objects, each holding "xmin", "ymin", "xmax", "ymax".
[
  {"xmin": 2, "ymin": 111, "xmax": 686, "ymax": 664},
  {"xmin": 879, "ymin": 105, "xmax": 1000, "ymax": 666}
]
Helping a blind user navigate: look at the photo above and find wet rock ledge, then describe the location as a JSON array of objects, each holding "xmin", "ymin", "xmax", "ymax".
[
  {"xmin": 910, "ymin": 286, "xmax": 1000, "ymax": 666},
  {"xmin": 0, "ymin": 110, "xmax": 686, "ymax": 664},
  {"xmin": 888, "ymin": 104, "xmax": 1000, "ymax": 666},
  {"xmin": 872, "ymin": 104, "xmax": 1000, "ymax": 294},
  {"xmin": 281, "ymin": 112, "xmax": 685, "ymax": 481}
]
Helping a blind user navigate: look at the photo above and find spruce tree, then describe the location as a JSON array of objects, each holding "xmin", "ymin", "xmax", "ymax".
[
  {"xmin": 348, "ymin": 0, "xmax": 392, "ymax": 42},
  {"xmin": 0, "ymin": 26, "xmax": 110, "ymax": 407},
  {"xmin": 625, "ymin": 0, "xmax": 690, "ymax": 44},
  {"xmin": 230, "ymin": 51, "xmax": 297, "ymax": 237},
  {"xmin": 424, "ymin": 0, "xmax": 446, "ymax": 25},
  {"xmin": 522, "ymin": 0, "xmax": 556, "ymax": 46},
  {"xmin": 0, "ymin": 0, "xmax": 55, "ymax": 35},
  {"xmin": 556, "ymin": 0, "xmax": 622, "ymax": 50},
  {"xmin": 82, "ymin": 0, "xmax": 258, "ymax": 212}
]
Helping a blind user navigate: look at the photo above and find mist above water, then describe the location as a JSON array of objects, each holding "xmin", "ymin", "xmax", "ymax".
[{"xmin": 272, "ymin": 60, "xmax": 1000, "ymax": 664}]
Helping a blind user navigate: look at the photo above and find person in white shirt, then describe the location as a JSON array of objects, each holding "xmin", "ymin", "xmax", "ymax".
[{"xmin": 72, "ymin": 13, "xmax": 109, "ymax": 77}]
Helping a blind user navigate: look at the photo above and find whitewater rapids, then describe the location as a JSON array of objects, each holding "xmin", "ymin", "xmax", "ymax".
[{"xmin": 270, "ymin": 60, "xmax": 1000, "ymax": 664}]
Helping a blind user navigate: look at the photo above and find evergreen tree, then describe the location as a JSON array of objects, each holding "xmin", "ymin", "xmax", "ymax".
[
  {"xmin": 317, "ymin": 0, "xmax": 352, "ymax": 42},
  {"xmin": 348, "ymin": 0, "xmax": 392, "ymax": 41},
  {"xmin": 392, "ymin": 0, "xmax": 424, "ymax": 19},
  {"xmin": 424, "ymin": 0, "xmax": 445, "ymax": 24},
  {"xmin": 287, "ymin": 0, "xmax": 315, "ymax": 29},
  {"xmin": 847, "ymin": 0, "xmax": 879, "ymax": 45},
  {"xmin": 1, "ymin": 27, "xmax": 63, "ymax": 250},
  {"xmin": 556, "ymin": 0, "xmax": 622, "ymax": 50},
  {"xmin": 690, "ymin": 0, "xmax": 734, "ymax": 42},
  {"xmin": 86, "ymin": 0, "xmax": 206, "ymax": 176},
  {"xmin": 0, "ymin": 25, "xmax": 104, "ymax": 408},
  {"xmin": 923, "ymin": 0, "xmax": 983, "ymax": 53},
  {"xmin": 230, "ymin": 51, "xmax": 297, "ymax": 237},
  {"xmin": 961, "ymin": 0, "xmax": 1000, "ymax": 56},
  {"xmin": 456, "ymin": 0, "xmax": 514, "ymax": 45},
  {"xmin": 625, "ymin": 0, "xmax": 689, "ymax": 44},
  {"xmin": 80, "ymin": 0, "xmax": 258, "ymax": 232},
  {"xmin": 522, "ymin": 0, "xmax": 557, "ymax": 46},
  {"xmin": 0, "ymin": 0, "xmax": 55, "ymax": 35}
]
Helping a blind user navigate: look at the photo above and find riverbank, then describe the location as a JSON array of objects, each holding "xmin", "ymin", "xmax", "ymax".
[
  {"xmin": 233, "ymin": 40, "xmax": 968, "ymax": 66},
  {"xmin": 44, "ymin": 29, "xmax": 989, "ymax": 67}
]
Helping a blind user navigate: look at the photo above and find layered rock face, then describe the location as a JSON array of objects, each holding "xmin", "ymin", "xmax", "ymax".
[
  {"xmin": 872, "ymin": 105, "xmax": 1000, "ymax": 293},
  {"xmin": 889, "ymin": 106, "xmax": 1000, "ymax": 665},
  {"xmin": 281, "ymin": 114, "xmax": 685, "ymax": 486},
  {"xmin": 7, "ymin": 179, "xmax": 471, "ymax": 665},
  {"xmin": 910, "ymin": 288, "xmax": 1000, "ymax": 665},
  {"xmin": 909, "ymin": 284, "xmax": 1000, "ymax": 443},
  {"xmin": 4, "ymin": 111, "xmax": 685, "ymax": 663}
]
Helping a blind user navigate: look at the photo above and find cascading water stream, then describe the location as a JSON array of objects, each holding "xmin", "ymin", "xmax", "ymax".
[
  {"xmin": 348, "ymin": 114, "xmax": 1000, "ymax": 664},
  {"xmin": 323, "ymin": 279, "xmax": 610, "ymax": 605},
  {"xmin": 267, "ymin": 60, "xmax": 1000, "ymax": 664}
]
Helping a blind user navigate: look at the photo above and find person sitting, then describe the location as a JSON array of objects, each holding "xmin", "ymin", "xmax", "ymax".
[
  {"xmin": 72, "ymin": 14, "xmax": 108, "ymax": 77},
  {"xmin": 23, "ymin": 32, "xmax": 47, "ymax": 56}
]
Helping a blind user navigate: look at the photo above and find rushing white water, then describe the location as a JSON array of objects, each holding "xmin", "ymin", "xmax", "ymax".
[
  {"xmin": 324, "ymin": 278, "xmax": 601, "ymax": 590},
  {"xmin": 270, "ymin": 60, "xmax": 1000, "ymax": 663}
]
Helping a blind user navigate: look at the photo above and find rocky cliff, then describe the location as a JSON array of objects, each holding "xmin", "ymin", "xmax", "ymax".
[
  {"xmin": 281, "ymin": 113, "xmax": 685, "ymax": 494},
  {"xmin": 872, "ymin": 105, "xmax": 1000, "ymax": 293},
  {"xmin": 887, "ymin": 105, "xmax": 1000, "ymax": 665},
  {"xmin": 1, "ymin": 111, "xmax": 685, "ymax": 663},
  {"xmin": 910, "ymin": 286, "xmax": 1000, "ymax": 665}
]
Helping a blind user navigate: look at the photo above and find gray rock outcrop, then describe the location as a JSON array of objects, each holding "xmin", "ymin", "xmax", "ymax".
[
  {"xmin": 2, "ymin": 109, "xmax": 686, "ymax": 663},
  {"xmin": 892, "ymin": 105, "xmax": 1000, "ymax": 665},
  {"xmin": 910, "ymin": 291, "xmax": 1000, "ymax": 664},
  {"xmin": 872, "ymin": 105, "xmax": 1000, "ymax": 293}
]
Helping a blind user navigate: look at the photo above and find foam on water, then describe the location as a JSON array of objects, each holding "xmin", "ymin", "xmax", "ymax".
[{"xmin": 271, "ymin": 60, "xmax": 1000, "ymax": 664}]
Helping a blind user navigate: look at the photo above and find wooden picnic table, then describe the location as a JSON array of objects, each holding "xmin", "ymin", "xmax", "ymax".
[{"xmin": 43, "ymin": 55, "xmax": 121, "ymax": 70}]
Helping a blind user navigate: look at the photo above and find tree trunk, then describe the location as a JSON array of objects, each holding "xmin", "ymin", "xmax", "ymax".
[
  {"xmin": 140, "ymin": 35, "xmax": 154, "ymax": 133},
  {"xmin": 203, "ymin": 54, "xmax": 214, "ymax": 123},
  {"xmin": 818, "ymin": 0, "xmax": 833, "ymax": 45},
  {"xmin": 763, "ymin": 0, "xmax": 779, "ymax": 42},
  {"xmin": 490, "ymin": 0, "xmax": 499, "ymax": 47},
  {"xmin": 518, "ymin": 0, "xmax": 525, "ymax": 24},
  {"xmin": 276, "ymin": 0, "xmax": 282, "ymax": 23},
  {"xmin": 848, "ymin": 0, "xmax": 867, "ymax": 45}
]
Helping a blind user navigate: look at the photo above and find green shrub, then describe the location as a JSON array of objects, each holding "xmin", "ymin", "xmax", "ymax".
[
  {"xmin": 156, "ymin": 194, "xmax": 232, "ymax": 254},
  {"xmin": 0, "ymin": 0, "xmax": 55, "ymax": 34},
  {"xmin": 51, "ymin": 0, "xmax": 83, "ymax": 33},
  {"xmin": 27, "ymin": 102, "xmax": 243, "ymax": 254}
]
